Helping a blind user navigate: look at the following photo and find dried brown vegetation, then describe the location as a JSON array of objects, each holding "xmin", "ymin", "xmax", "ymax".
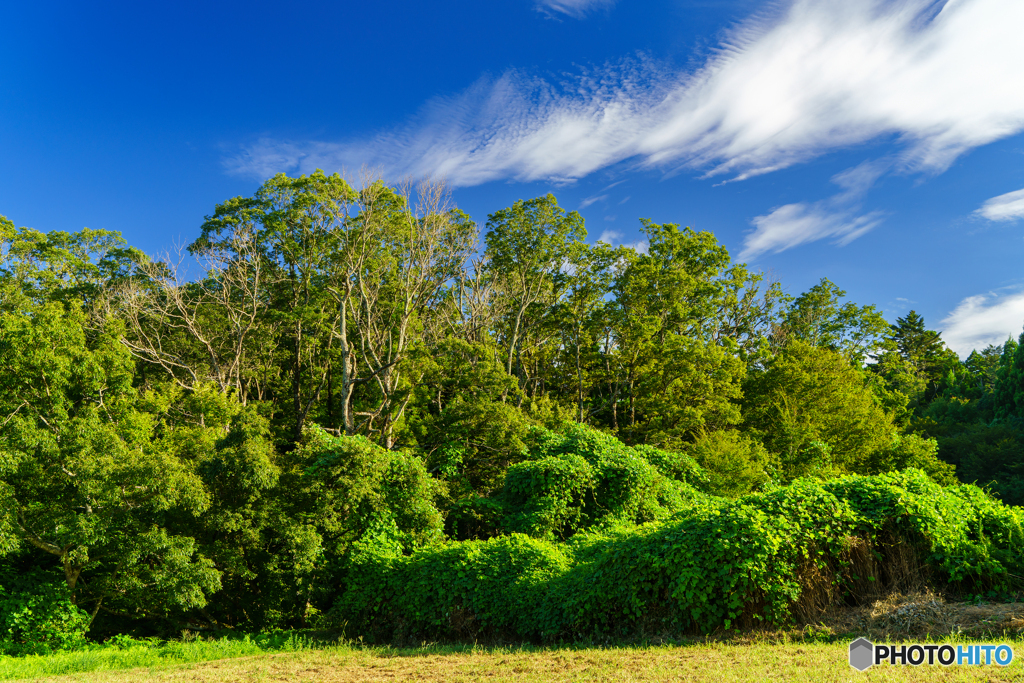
[{"xmin": 810, "ymin": 591, "xmax": 1024, "ymax": 642}]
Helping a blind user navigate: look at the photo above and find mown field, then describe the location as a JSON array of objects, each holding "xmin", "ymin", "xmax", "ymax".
[
  {"xmin": 4, "ymin": 590, "xmax": 1024, "ymax": 681},
  {"xmin": 5, "ymin": 640, "xmax": 1024, "ymax": 683}
]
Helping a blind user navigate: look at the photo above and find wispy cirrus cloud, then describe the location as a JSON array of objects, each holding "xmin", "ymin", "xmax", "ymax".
[
  {"xmin": 975, "ymin": 187, "xmax": 1024, "ymax": 222},
  {"xmin": 740, "ymin": 159, "xmax": 888, "ymax": 259},
  {"xmin": 578, "ymin": 194, "xmax": 608, "ymax": 209},
  {"xmin": 742, "ymin": 205, "xmax": 884, "ymax": 261},
  {"xmin": 227, "ymin": 0, "xmax": 1024, "ymax": 217},
  {"xmin": 536, "ymin": 0, "xmax": 616, "ymax": 19},
  {"xmin": 941, "ymin": 288, "xmax": 1024, "ymax": 356}
]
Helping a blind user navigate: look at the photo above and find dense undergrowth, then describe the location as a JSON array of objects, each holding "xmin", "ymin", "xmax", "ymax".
[
  {"xmin": 337, "ymin": 469, "xmax": 1024, "ymax": 644},
  {"xmin": 3, "ymin": 424, "xmax": 1022, "ymax": 656}
]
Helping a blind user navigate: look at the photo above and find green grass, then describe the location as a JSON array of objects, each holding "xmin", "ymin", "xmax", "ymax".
[
  {"xmin": 4, "ymin": 639, "xmax": 1024, "ymax": 683},
  {"xmin": 3, "ymin": 632, "xmax": 1024, "ymax": 682},
  {"xmin": 0, "ymin": 632, "xmax": 327, "ymax": 680}
]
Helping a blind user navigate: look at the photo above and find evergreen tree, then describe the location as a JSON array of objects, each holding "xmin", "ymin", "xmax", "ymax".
[
  {"xmin": 992, "ymin": 332, "xmax": 1024, "ymax": 420},
  {"xmin": 872, "ymin": 310, "xmax": 957, "ymax": 411}
]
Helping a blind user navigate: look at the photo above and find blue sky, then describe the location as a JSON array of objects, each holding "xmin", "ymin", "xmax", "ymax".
[{"xmin": 3, "ymin": 0, "xmax": 1024, "ymax": 355}]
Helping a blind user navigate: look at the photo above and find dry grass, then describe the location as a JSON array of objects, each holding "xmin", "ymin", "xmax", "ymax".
[
  {"xmin": 13, "ymin": 641, "xmax": 1024, "ymax": 683},
  {"xmin": 809, "ymin": 592, "xmax": 1024, "ymax": 641}
]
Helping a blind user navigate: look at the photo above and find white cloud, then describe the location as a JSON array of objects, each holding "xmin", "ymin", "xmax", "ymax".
[
  {"xmin": 739, "ymin": 159, "xmax": 887, "ymax": 259},
  {"xmin": 975, "ymin": 187, "xmax": 1024, "ymax": 222},
  {"xmin": 624, "ymin": 239, "xmax": 649, "ymax": 254},
  {"xmin": 578, "ymin": 194, "xmax": 607, "ymax": 209},
  {"xmin": 596, "ymin": 229, "xmax": 620, "ymax": 244},
  {"xmin": 227, "ymin": 0, "xmax": 1024, "ymax": 192},
  {"xmin": 941, "ymin": 289, "xmax": 1024, "ymax": 356},
  {"xmin": 741, "ymin": 205, "xmax": 883, "ymax": 260},
  {"xmin": 536, "ymin": 0, "xmax": 615, "ymax": 19}
]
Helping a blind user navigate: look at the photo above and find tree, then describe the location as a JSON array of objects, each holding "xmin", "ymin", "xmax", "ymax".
[
  {"xmin": 0, "ymin": 215, "xmax": 142, "ymax": 312},
  {"xmin": 553, "ymin": 241, "xmax": 621, "ymax": 423},
  {"xmin": 607, "ymin": 221, "xmax": 751, "ymax": 448},
  {"xmin": 992, "ymin": 330, "xmax": 1024, "ymax": 420},
  {"xmin": 484, "ymin": 194, "xmax": 585, "ymax": 393},
  {"xmin": 118, "ymin": 173, "xmax": 475, "ymax": 448},
  {"xmin": 868, "ymin": 310, "xmax": 958, "ymax": 417},
  {"xmin": 0, "ymin": 299, "xmax": 219, "ymax": 628},
  {"xmin": 116, "ymin": 224, "xmax": 274, "ymax": 399},
  {"xmin": 342, "ymin": 180, "xmax": 476, "ymax": 448},
  {"xmin": 182, "ymin": 170, "xmax": 358, "ymax": 439},
  {"xmin": 775, "ymin": 278, "xmax": 889, "ymax": 364},
  {"xmin": 742, "ymin": 340, "xmax": 893, "ymax": 480}
]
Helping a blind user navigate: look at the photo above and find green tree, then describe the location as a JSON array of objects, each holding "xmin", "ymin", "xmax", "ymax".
[
  {"xmin": 343, "ymin": 180, "xmax": 477, "ymax": 447},
  {"xmin": 992, "ymin": 330, "xmax": 1024, "ymax": 420},
  {"xmin": 484, "ymin": 194, "xmax": 585, "ymax": 393},
  {"xmin": 607, "ymin": 221, "xmax": 750, "ymax": 449},
  {"xmin": 0, "ymin": 215, "xmax": 142, "ymax": 311},
  {"xmin": 742, "ymin": 340, "xmax": 893, "ymax": 480},
  {"xmin": 553, "ymin": 241, "xmax": 622, "ymax": 423},
  {"xmin": 683, "ymin": 430, "xmax": 773, "ymax": 497},
  {"xmin": 776, "ymin": 278, "xmax": 889, "ymax": 364},
  {"xmin": 0, "ymin": 300, "xmax": 219, "ymax": 628}
]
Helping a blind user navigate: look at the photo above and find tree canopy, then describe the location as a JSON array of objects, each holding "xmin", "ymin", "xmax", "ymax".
[{"xmin": 1, "ymin": 179, "xmax": 1019, "ymax": 646}]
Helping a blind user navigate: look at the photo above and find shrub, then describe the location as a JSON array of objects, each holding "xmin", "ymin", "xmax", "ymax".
[
  {"xmin": 335, "ymin": 469, "xmax": 1024, "ymax": 643},
  {"xmin": 499, "ymin": 424, "xmax": 706, "ymax": 539},
  {"xmin": 682, "ymin": 430, "xmax": 772, "ymax": 497},
  {"xmin": 0, "ymin": 568, "xmax": 89, "ymax": 655},
  {"xmin": 866, "ymin": 433, "xmax": 957, "ymax": 486}
]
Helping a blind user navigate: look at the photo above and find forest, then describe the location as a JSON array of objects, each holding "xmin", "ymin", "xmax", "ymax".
[{"xmin": 2, "ymin": 171, "xmax": 1023, "ymax": 652}]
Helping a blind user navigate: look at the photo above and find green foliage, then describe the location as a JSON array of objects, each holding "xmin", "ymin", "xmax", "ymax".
[
  {"xmin": 0, "ymin": 567, "xmax": 88, "ymax": 655},
  {"xmin": 683, "ymin": 430, "xmax": 773, "ymax": 497},
  {"xmin": 608, "ymin": 221, "xmax": 750, "ymax": 448},
  {"xmin": 992, "ymin": 329, "xmax": 1024, "ymax": 420},
  {"xmin": 922, "ymin": 419, "xmax": 1024, "ymax": 506},
  {"xmin": 0, "ymin": 298, "xmax": 220, "ymax": 624},
  {"xmin": 6, "ymin": 188, "xmax": 1024, "ymax": 648},
  {"xmin": 297, "ymin": 427, "xmax": 445, "ymax": 554},
  {"xmin": 339, "ymin": 532, "xmax": 572, "ymax": 642},
  {"xmin": 870, "ymin": 310, "xmax": 959, "ymax": 411},
  {"xmin": 779, "ymin": 278, "xmax": 889, "ymax": 364},
  {"xmin": 866, "ymin": 433, "xmax": 956, "ymax": 486},
  {"xmin": 408, "ymin": 338, "xmax": 533, "ymax": 496},
  {"xmin": 0, "ymin": 216, "xmax": 142, "ymax": 308},
  {"xmin": 742, "ymin": 341, "xmax": 893, "ymax": 480},
  {"xmin": 337, "ymin": 471, "xmax": 1024, "ymax": 642},
  {"xmin": 500, "ymin": 424, "xmax": 706, "ymax": 540}
]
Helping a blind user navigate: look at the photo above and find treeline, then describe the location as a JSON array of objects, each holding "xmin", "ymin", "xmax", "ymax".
[{"xmin": 0, "ymin": 171, "xmax": 1021, "ymax": 649}]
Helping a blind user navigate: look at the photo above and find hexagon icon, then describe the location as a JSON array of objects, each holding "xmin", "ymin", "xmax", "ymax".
[{"xmin": 849, "ymin": 638, "xmax": 874, "ymax": 671}]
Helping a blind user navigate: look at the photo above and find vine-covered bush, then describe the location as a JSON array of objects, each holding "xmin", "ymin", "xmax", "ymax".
[
  {"xmin": 499, "ymin": 424, "xmax": 707, "ymax": 539},
  {"xmin": 298, "ymin": 427, "xmax": 446, "ymax": 553},
  {"xmin": 336, "ymin": 469, "xmax": 1024, "ymax": 642}
]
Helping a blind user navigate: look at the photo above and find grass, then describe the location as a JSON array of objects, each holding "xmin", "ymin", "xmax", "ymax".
[
  {"xmin": 3, "ymin": 636, "xmax": 1024, "ymax": 682},
  {"xmin": 0, "ymin": 632, "xmax": 317, "ymax": 681},
  {"xmin": 3, "ymin": 593, "xmax": 1023, "ymax": 682}
]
